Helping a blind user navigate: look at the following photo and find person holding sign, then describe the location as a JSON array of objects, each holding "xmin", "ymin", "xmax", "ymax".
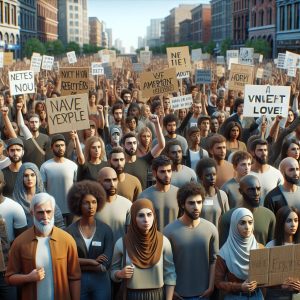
[
  {"xmin": 265, "ymin": 206, "xmax": 300, "ymax": 299},
  {"xmin": 215, "ymin": 208, "xmax": 264, "ymax": 299}
]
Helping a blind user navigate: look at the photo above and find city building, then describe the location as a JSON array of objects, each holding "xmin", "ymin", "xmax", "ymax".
[
  {"xmin": 0, "ymin": 0, "xmax": 20, "ymax": 58},
  {"xmin": 105, "ymin": 27, "xmax": 112, "ymax": 48},
  {"xmin": 276, "ymin": 0, "xmax": 300, "ymax": 54},
  {"xmin": 160, "ymin": 19, "xmax": 165, "ymax": 45},
  {"xmin": 89, "ymin": 17, "xmax": 103, "ymax": 47},
  {"xmin": 211, "ymin": 0, "xmax": 232, "ymax": 48},
  {"xmin": 138, "ymin": 36, "xmax": 146, "ymax": 49},
  {"xmin": 146, "ymin": 18, "xmax": 163, "ymax": 47},
  {"xmin": 58, "ymin": 0, "xmax": 89, "ymax": 47},
  {"xmin": 179, "ymin": 19, "xmax": 192, "ymax": 43},
  {"xmin": 163, "ymin": 4, "xmax": 196, "ymax": 44},
  {"xmin": 19, "ymin": 0, "xmax": 37, "ymax": 55},
  {"xmin": 232, "ymin": 0, "xmax": 249, "ymax": 47},
  {"xmin": 191, "ymin": 4, "xmax": 211, "ymax": 44},
  {"xmin": 37, "ymin": 0, "xmax": 58, "ymax": 43},
  {"xmin": 249, "ymin": 0, "xmax": 276, "ymax": 57}
]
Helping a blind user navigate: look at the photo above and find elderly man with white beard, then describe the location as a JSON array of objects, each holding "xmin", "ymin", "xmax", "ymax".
[{"xmin": 5, "ymin": 193, "xmax": 81, "ymax": 300}]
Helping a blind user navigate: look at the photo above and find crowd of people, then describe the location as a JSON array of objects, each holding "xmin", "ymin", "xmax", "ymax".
[{"xmin": 0, "ymin": 53, "xmax": 300, "ymax": 300}]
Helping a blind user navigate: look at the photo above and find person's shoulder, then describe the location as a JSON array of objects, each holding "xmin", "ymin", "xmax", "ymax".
[
  {"xmin": 64, "ymin": 158, "xmax": 77, "ymax": 167},
  {"xmin": 52, "ymin": 226, "xmax": 77, "ymax": 242},
  {"xmin": 169, "ymin": 184, "xmax": 179, "ymax": 192},
  {"xmin": 41, "ymin": 158, "xmax": 54, "ymax": 167},
  {"xmin": 95, "ymin": 219, "xmax": 113, "ymax": 233},
  {"xmin": 200, "ymin": 218, "xmax": 218, "ymax": 232},
  {"xmin": 221, "ymin": 208, "xmax": 235, "ymax": 221},
  {"xmin": 2, "ymin": 197, "xmax": 23, "ymax": 210},
  {"xmin": 265, "ymin": 240, "xmax": 275, "ymax": 248},
  {"xmin": 12, "ymin": 227, "xmax": 35, "ymax": 244},
  {"xmin": 268, "ymin": 165, "xmax": 282, "ymax": 175},
  {"xmin": 116, "ymin": 194, "xmax": 132, "ymax": 206},
  {"xmin": 256, "ymin": 206, "xmax": 275, "ymax": 218},
  {"xmin": 124, "ymin": 173, "xmax": 140, "ymax": 184},
  {"xmin": 164, "ymin": 219, "xmax": 181, "ymax": 234}
]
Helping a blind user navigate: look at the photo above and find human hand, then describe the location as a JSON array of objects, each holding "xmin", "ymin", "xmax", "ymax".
[
  {"xmin": 149, "ymin": 114, "xmax": 158, "ymax": 124},
  {"xmin": 70, "ymin": 130, "xmax": 78, "ymax": 140},
  {"xmin": 241, "ymin": 280, "xmax": 257, "ymax": 292},
  {"xmin": 28, "ymin": 267, "xmax": 45, "ymax": 282},
  {"xmin": 16, "ymin": 102, "xmax": 23, "ymax": 111},
  {"xmin": 95, "ymin": 254, "xmax": 108, "ymax": 264},
  {"xmin": 1, "ymin": 106, "xmax": 9, "ymax": 116},
  {"xmin": 117, "ymin": 265, "xmax": 134, "ymax": 279}
]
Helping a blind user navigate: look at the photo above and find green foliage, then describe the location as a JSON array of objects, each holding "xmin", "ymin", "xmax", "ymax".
[
  {"xmin": 44, "ymin": 40, "xmax": 65, "ymax": 56},
  {"xmin": 24, "ymin": 38, "xmax": 45, "ymax": 58},
  {"xmin": 204, "ymin": 40, "xmax": 216, "ymax": 54},
  {"xmin": 65, "ymin": 41, "xmax": 81, "ymax": 54},
  {"xmin": 220, "ymin": 39, "xmax": 232, "ymax": 56},
  {"xmin": 245, "ymin": 39, "xmax": 271, "ymax": 57}
]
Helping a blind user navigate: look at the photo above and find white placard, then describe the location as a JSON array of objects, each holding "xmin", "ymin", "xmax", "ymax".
[
  {"xmin": 133, "ymin": 63, "xmax": 143, "ymax": 72},
  {"xmin": 227, "ymin": 50, "xmax": 239, "ymax": 64},
  {"xmin": 53, "ymin": 61, "xmax": 59, "ymax": 72},
  {"xmin": 195, "ymin": 69, "xmax": 212, "ymax": 84},
  {"xmin": 101, "ymin": 54, "xmax": 110, "ymax": 64},
  {"xmin": 9, "ymin": 70, "xmax": 35, "ymax": 96},
  {"xmin": 41, "ymin": 55, "xmax": 54, "ymax": 71},
  {"xmin": 287, "ymin": 66, "xmax": 297, "ymax": 77},
  {"xmin": 277, "ymin": 53, "xmax": 286, "ymax": 69},
  {"xmin": 285, "ymin": 51, "xmax": 299, "ymax": 69},
  {"xmin": 140, "ymin": 51, "xmax": 152, "ymax": 65},
  {"xmin": 256, "ymin": 68, "xmax": 264, "ymax": 79},
  {"xmin": 239, "ymin": 47, "xmax": 254, "ymax": 65},
  {"xmin": 244, "ymin": 84, "xmax": 290, "ymax": 118},
  {"xmin": 30, "ymin": 53, "xmax": 42, "ymax": 73},
  {"xmin": 191, "ymin": 48, "xmax": 202, "ymax": 62},
  {"xmin": 217, "ymin": 56, "xmax": 225, "ymax": 64},
  {"xmin": 170, "ymin": 94, "xmax": 193, "ymax": 110},
  {"xmin": 228, "ymin": 57, "xmax": 239, "ymax": 70},
  {"xmin": 91, "ymin": 62, "xmax": 104, "ymax": 75},
  {"xmin": 0, "ymin": 52, "xmax": 3, "ymax": 68},
  {"xmin": 67, "ymin": 51, "xmax": 77, "ymax": 64}
]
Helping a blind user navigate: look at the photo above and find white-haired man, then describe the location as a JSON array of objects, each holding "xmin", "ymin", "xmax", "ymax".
[{"xmin": 5, "ymin": 193, "xmax": 81, "ymax": 300}]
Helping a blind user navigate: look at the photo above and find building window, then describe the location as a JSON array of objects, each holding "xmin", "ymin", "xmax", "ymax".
[
  {"xmin": 294, "ymin": 3, "xmax": 300, "ymax": 29},
  {"xmin": 268, "ymin": 8, "xmax": 272, "ymax": 25},
  {"xmin": 4, "ymin": 3, "xmax": 9, "ymax": 23},
  {"xmin": 287, "ymin": 4, "xmax": 292, "ymax": 30},
  {"xmin": 259, "ymin": 10, "xmax": 264, "ymax": 26},
  {"xmin": 252, "ymin": 12, "xmax": 256, "ymax": 27},
  {"xmin": 280, "ymin": 6, "xmax": 284, "ymax": 30}
]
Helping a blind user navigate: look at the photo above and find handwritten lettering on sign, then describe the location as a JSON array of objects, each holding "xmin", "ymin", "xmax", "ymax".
[
  {"xmin": 46, "ymin": 93, "xmax": 90, "ymax": 134},
  {"xmin": 228, "ymin": 64, "xmax": 254, "ymax": 91},
  {"xmin": 167, "ymin": 46, "xmax": 191, "ymax": 77},
  {"xmin": 9, "ymin": 70, "xmax": 35, "ymax": 96}
]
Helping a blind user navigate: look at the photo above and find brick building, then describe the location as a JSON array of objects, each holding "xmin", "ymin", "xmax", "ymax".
[
  {"xmin": 89, "ymin": 17, "xmax": 103, "ymax": 47},
  {"xmin": 191, "ymin": 4, "xmax": 211, "ymax": 44},
  {"xmin": 232, "ymin": 0, "xmax": 249, "ymax": 47}
]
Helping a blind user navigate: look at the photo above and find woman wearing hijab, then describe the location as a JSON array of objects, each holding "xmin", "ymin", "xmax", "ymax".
[
  {"xmin": 111, "ymin": 198, "xmax": 176, "ymax": 300},
  {"xmin": 215, "ymin": 208, "xmax": 263, "ymax": 299},
  {"xmin": 12, "ymin": 162, "xmax": 64, "ymax": 228}
]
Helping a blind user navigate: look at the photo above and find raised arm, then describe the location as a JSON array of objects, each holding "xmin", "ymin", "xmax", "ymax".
[{"xmin": 150, "ymin": 114, "xmax": 165, "ymax": 158}]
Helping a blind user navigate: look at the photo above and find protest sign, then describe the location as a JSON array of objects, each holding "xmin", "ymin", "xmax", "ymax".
[
  {"xmin": 244, "ymin": 84, "xmax": 290, "ymax": 118},
  {"xmin": 115, "ymin": 57, "xmax": 123, "ymax": 69},
  {"xmin": 133, "ymin": 63, "xmax": 143, "ymax": 72},
  {"xmin": 170, "ymin": 94, "xmax": 193, "ymax": 110},
  {"xmin": 277, "ymin": 53, "xmax": 286, "ymax": 69},
  {"xmin": 104, "ymin": 65, "xmax": 113, "ymax": 79},
  {"xmin": 195, "ymin": 69, "xmax": 212, "ymax": 84},
  {"xmin": 99, "ymin": 49, "xmax": 116, "ymax": 63},
  {"xmin": 0, "ymin": 52, "xmax": 3, "ymax": 68},
  {"xmin": 201, "ymin": 53, "xmax": 210, "ymax": 60},
  {"xmin": 60, "ymin": 67, "xmax": 89, "ymax": 96},
  {"xmin": 194, "ymin": 60, "xmax": 203, "ymax": 70},
  {"xmin": 167, "ymin": 46, "xmax": 191, "ymax": 78},
  {"xmin": 285, "ymin": 51, "xmax": 299, "ymax": 69},
  {"xmin": 256, "ymin": 68, "xmax": 264, "ymax": 79},
  {"xmin": 263, "ymin": 68, "xmax": 272, "ymax": 80},
  {"xmin": 226, "ymin": 50, "xmax": 239, "ymax": 64},
  {"xmin": 191, "ymin": 48, "xmax": 202, "ymax": 62},
  {"xmin": 217, "ymin": 56, "xmax": 225, "ymax": 65},
  {"xmin": 67, "ymin": 51, "xmax": 77, "ymax": 64},
  {"xmin": 217, "ymin": 65, "xmax": 225, "ymax": 77},
  {"xmin": 41, "ymin": 55, "xmax": 54, "ymax": 71},
  {"xmin": 140, "ymin": 67, "xmax": 178, "ymax": 98},
  {"xmin": 140, "ymin": 51, "xmax": 152, "ymax": 65},
  {"xmin": 45, "ymin": 93, "xmax": 90, "ymax": 135},
  {"xmin": 239, "ymin": 48, "xmax": 254, "ymax": 65},
  {"xmin": 3, "ymin": 52, "xmax": 13, "ymax": 66},
  {"xmin": 91, "ymin": 62, "xmax": 104, "ymax": 75},
  {"xmin": 30, "ymin": 52, "xmax": 42, "ymax": 73},
  {"xmin": 228, "ymin": 64, "xmax": 254, "ymax": 91},
  {"xmin": 249, "ymin": 244, "xmax": 300, "ymax": 286},
  {"xmin": 53, "ymin": 61, "xmax": 59, "ymax": 72},
  {"xmin": 101, "ymin": 54, "xmax": 110, "ymax": 64},
  {"xmin": 9, "ymin": 70, "xmax": 35, "ymax": 96},
  {"xmin": 228, "ymin": 57, "xmax": 239, "ymax": 70},
  {"xmin": 287, "ymin": 66, "xmax": 297, "ymax": 77}
]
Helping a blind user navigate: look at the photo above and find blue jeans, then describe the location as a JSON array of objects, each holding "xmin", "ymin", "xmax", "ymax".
[
  {"xmin": 224, "ymin": 289, "xmax": 264, "ymax": 300},
  {"xmin": 80, "ymin": 271, "xmax": 111, "ymax": 300}
]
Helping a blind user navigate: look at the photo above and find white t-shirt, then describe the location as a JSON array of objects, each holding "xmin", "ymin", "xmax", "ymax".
[
  {"xmin": 36, "ymin": 236, "xmax": 54, "ymax": 300},
  {"xmin": 0, "ymin": 197, "xmax": 27, "ymax": 243},
  {"xmin": 189, "ymin": 149, "xmax": 209, "ymax": 171}
]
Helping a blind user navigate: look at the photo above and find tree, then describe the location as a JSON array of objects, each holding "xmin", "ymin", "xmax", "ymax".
[
  {"xmin": 245, "ymin": 38, "xmax": 271, "ymax": 58},
  {"xmin": 204, "ymin": 40, "xmax": 216, "ymax": 55},
  {"xmin": 66, "ymin": 41, "xmax": 81, "ymax": 54},
  {"xmin": 220, "ymin": 38, "xmax": 232, "ymax": 56},
  {"xmin": 24, "ymin": 38, "xmax": 45, "ymax": 58},
  {"xmin": 51, "ymin": 40, "xmax": 65, "ymax": 56}
]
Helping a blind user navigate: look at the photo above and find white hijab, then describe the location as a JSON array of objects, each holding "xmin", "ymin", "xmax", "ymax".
[{"xmin": 219, "ymin": 208, "xmax": 258, "ymax": 280}]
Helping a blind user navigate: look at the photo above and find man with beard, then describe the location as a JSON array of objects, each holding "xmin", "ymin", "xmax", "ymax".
[
  {"xmin": 96, "ymin": 167, "xmax": 131, "ymax": 243},
  {"xmin": 2, "ymin": 138, "xmax": 24, "ymax": 198},
  {"xmin": 165, "ymin": 141, "xmax": 197, "ymax": 188},
  {"xmin": 219, "ymin": 175, "xmax": 276, "ymax": 246},
  {"xmin": 137, "ymin": 155, "xmax": 178, "ymax": 231},
  {"xmin": 108, "ymin": 147, "xmax": 142, "ymax": 201},
  {"xmin": 164, "ymin": 183, "xmax": 218, "ymax": 300},
  {"xmin": 196, "ymin": 157, "xmax": 229, "ymax": 227},
  {"xmin": 264, "ymin": 157, "xmax": 300, "ymax": 214},
  {"xmin": 123, "ymin": 114, "xmax": 165, "ymax": 189},
  {"xmin": 5, "ymin": 193, "xmax": 81, "ymax": 300},
  {"xmin": 249, "ymin": 138, "xmax": 283, "ymax": 204},
  {"xmin": 109, "ymin": 102, "xmax": 123, "ymax": 132},
  {"xmin": 208, "ymin": 134, "xmax": 234, "ymax": 188},
  {"xmin": 152, "ymin": 114, "xmax": 188, "ymax": 156},
  {"xmin": 40, "ymin": 134, "xmax": 77, "ymax": 225},
  {"xmin": 120, "ymin": 89, "xmax": 132, "ymax": 116}
]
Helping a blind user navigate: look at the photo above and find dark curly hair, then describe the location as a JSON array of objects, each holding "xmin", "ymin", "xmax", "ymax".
[
  {"xmin": 223, "ymin": 121, "xmax": 242, "ymax": 141},
  {"xmin": 67, "ymin": 180, "xmax": 106, "ymax": 216}
]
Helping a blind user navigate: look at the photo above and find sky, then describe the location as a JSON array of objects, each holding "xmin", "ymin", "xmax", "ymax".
[{"xmin": 87, "ymin": 0, "xmax": 210, "ymax": 53}]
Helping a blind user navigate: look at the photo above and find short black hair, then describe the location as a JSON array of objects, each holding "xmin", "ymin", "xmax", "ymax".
[
  {"xmin": 67, "ymin": 180, "xmax": 106, "ymax": 216},
  {"xmin": 121, "ymin": 89, "xmax": 131, "ymax": 100},
  {"xmin": 163, "ymin": 114, "xmax": 177, "ymax": 127},
  {"xmin": 249, "ymin": 138, "xmax": 268, "ymax": 153},
  {"xmin": 233, "ymin": 98, "xmax": 244, "ymax": 112},
  {"xmin": 112, "ymin": 102, "xmax": 124, "ymax": 115},
  {"xmin": 164, "ymin": 140, "xmax": 182, "ymax": 156},
  {"xmin": 152, "ymin": 155, "xmax": 172, "ymax": 171},
  {"xmin": 195, "ymin": 157, "xmax": 217, "ymax": 178},
  {"xmin": 108, "ymin": 146, "xmax": 125, "ymax": 159},
  {"xmin": 121, "ymin": 132, "xmax": 136, "ymax": 145}
]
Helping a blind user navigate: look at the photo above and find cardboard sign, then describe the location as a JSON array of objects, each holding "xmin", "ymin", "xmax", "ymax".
[
  {"xmin": 140, "ymin": 51, "xmax": 152, "ymax": 65},
  {"xmin": 115, "ymin": 57, "xmax": 123, "ymax": 69},
  {"xmin": 217, "ymin": 65, "xmax": 225, "ymax": 77},
  {"xmin": 263, "ymin": 68, "xmax": 272, "ymax": 80},
  {"xmin": 41, "ymin": 55, "xmax": 54, "ymax": 71},
  {"xmin": 91, "ymin": 62, "xmax": 104, "ymax": 75},
  {"xmin": 195, "ymin": 69, "xmax": 212, "ymax": 84},
  {"xmin": 46, "ymin": 93, "xmax": 90, "ymax": 134},
  {"xmin": 228, "ymin": 64, "xmax": 254, "ymax": 91},
  {"xmin": 244, "ymin": 84, "xmax": 290, "ymax": 117},
  {"xmin": 53, "ymin": 61, "xmax": 59, "ymax": 72},
  {"xmin": 171, "ymin": 94, "xmax": 193, "ymax": 110},
  {"xmin": 239, "ymin": 47, "xmax": 254, "ymax": 65},
  {"xmin": 133, "ymin": 63, "xmax": 143, "ymax": 72},
  {"xmin": 167, "ymin": 46, "xmax": 191, "ymax": 77},
  {"xmin": 9, "ymin": 70, "xmax": 35, "ymax": 96},
  {"xmin": 228, "ymin": 57, "xmax": 239, "ymax": 70},
  {"xmin": 67, "ymin": 51, "xmax": 77, "ymax": 64},
  {"xmin": 0, "ymin": 52, "xmax": 3, "ymax": 68},
  {"xmin": 99, "ymin": 49, "xmax": 116, "ymax": 63},
  {"xmin": 217, "ymin": 56, "xmax": 225, "ymax": 65},
  {"xmin": 256, "ymin": 68, "xmax": 264, "ymax": 79},
  {"xmin": 3, "ymin": 52, "xmax": 13, "ymax": 66},
  {"xmin": 227, "ymin": 50, "xmax": 239, "ymax": 64},
  {"xmin": 194, "ymin": 60, "xmax": 204, "ymax": 70},
  {"xmin": 60, "ymin": 67, "xmax": 89, "ymax": 96},
  {"xmin": 104, "ymin": 65, "xmax": 113, "ymax": 79},
  {"xmin": 140, "ymin": 67, "xmax": 178, "ymax": 98},
  {"xmin": 287, "ymin": 66, "xmax": 297, "ymax": 77},
  {"xmin": 277, "ymin": 53, "xmax": 286, "ymax": 69},
  {"xmin": 30, "ymin": 53, "xmax": 42, "ymax": 73},
  {"xmin": 249, "ymin": 244, "xmax": 300, "ymax": 287},
  {"xmin": 191, "ymin": 48, "xmax": 202, "ymax": 62}
]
